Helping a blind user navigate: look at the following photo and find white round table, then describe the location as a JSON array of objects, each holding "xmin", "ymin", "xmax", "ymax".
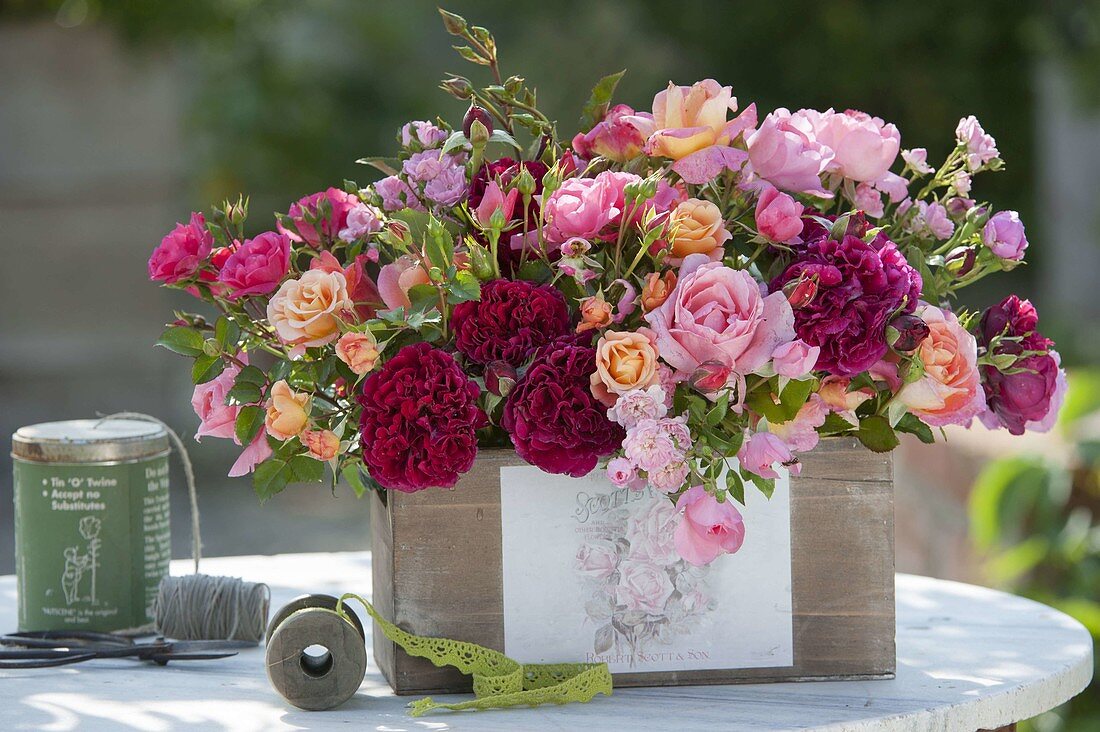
[{"xmin": 0, "ymin": 552, "xmax": 1091, "ymax": 731}]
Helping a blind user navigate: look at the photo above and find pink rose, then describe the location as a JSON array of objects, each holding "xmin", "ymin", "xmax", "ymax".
[
  {"xmin": 376, "ymin": 255, "xmax": 429, "ymax": 311},
  {"xmin": 474, "ymin": 180, "xmax": 519, "ymax": 228},
  {"xmin": 810, "ymin": 109, "xmax": 900, "ymax": 183},
  {"xmin": 644, "ymin": 80, "xmax": 757, "ymax": 184},
  {"xmin": 645, "ymin": 254, "xmax": 795, "ymax": 377},
  {"xmin": 575, "ymin": 541, "xmax": 620, "ymax": 580},
  {"xmin": 738, "ymin": 431, "xmax": 799, "ymax": 479},
  {"xmin": 956, "ymin": 115, "xmax": 999, "ymax": 171},
  {"xmin": 896, "ymin": 304, "xmax": 986, "ymax": 427},
  {"xmin": 338, "ymin": 202, "xmax": 383, "ymax": 243},
  {"xmin": 542, "ymin": 174, "xmax": 621, "ymax": 244},
  {"xmin": 148, "ymin": 213, "xmax": 213, "ymax": 285},
  {"xmin": 626, "ymin": 499, "xmax": 680, "ymax": 564},
  {"xmin": 614, "ymin": 560, "xmax": 675, "ymax": 614},
  {"xmin": 754, "ymin": 184, "xmax": 805, "ymax": 243},
  {"xmin": 217, "ymin": 231, "xmax": 291, "ymax": 299},
  {"xmin": 191, "ymin": 360, "xmax": 242, "ymax": 441},
  {"xmin": 606, "ymin": 457, "xmax": 638, "ymax": 487},
  {"xmin": 911, "ymin": 201, "xmax": 955, "ymax": 241},
  {"xmin": 278, "ymin": 187, "xmax": 359, "ymax": 248},
  {"xmin": 854, "ymin": 183, "xmax": 884, "ymax": 218},
  {"xmin": 903, "ymin": 148, "xmax": 934, "ymax": 174},
  {"xmin": 982, "ymin": 210, "xmax": 1028, "ymax": 261},
  {"xmin": 746, "ymin": 108, "xmax": 832, "ymax": 196},
  {"xmin": 572, "ymin": 104, "xmax": 651, "ymax": 162},
  {"xmin": 771, "ymin": 339, "xmax": 820, "ymax": 379},
  {"xmin": 674, "ymin": 486, "xmax": 746, "ymax": 566},
  {"xmin": 190, "ymin": 357, "xmax": 272, "ymax": 477}
]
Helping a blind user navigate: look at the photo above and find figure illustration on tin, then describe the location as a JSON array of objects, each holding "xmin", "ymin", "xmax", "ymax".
[{"xmin": 60, "ymin": 516, "xmax": 102, "ymax": 605}]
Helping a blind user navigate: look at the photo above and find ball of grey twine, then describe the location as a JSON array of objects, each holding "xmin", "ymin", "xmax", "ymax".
[{"xmin": 96, "ymin": 412, "xmax": 270, "ymax": 642}]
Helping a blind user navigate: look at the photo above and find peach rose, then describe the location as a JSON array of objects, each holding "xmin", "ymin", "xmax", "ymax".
[
  {"xmin": 896, "ymin": 304, "xmax": 986, "ymax": 427},
  {"xmin": 267, "ymin": 269, "xmax": 353, "ymax": 348},
  {"xmin": 376, "ymin": 255, "xmax": 430, "ymax": 310},
  {"xmin": 336, "ymin": 331, "xmax": 380, "ymax": 375},
  {"xmin": 643, "ymin": 79, "xmax": 757, "ymax": 185},
  {"xmin": 818, "ymin": 376, "xmax": 873, "ymax": 427},
  {"xmin": 265, "ymin": 380, "xmax": 310, "ymax": 440},
  {"xmin": 591, "ymin": 330, "xmax": 659, "ymax": 406},
  {"xmin": 302, "ymin": 429, "xmax": 339, "ymax": 461},
  {"xmin": 641, "ymin": 270, "xmax": 677, "ymax": 312},
  {"xmin": 668, "ymin": 198, "xmax": 731, "ymax": 263},
  {"xmin": 576, "ymin": 295, "xmax": 613, "ymax": 334}
]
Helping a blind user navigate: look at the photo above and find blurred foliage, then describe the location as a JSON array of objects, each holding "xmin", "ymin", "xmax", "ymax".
[{"xmin": 970, "ymin": 370, "xmax": 1100, "ymax": 731}]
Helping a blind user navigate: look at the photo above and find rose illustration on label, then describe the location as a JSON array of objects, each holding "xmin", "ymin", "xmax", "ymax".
[
  {"xmin": 60, "ymin": 515, "xmax": 102, "ymax": 605},
  {"xmin": 575, "ymin": 493, "xmax": 715, "ymax": 666}
]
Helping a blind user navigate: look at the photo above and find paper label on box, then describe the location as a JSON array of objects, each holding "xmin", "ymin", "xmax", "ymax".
[{"xmin": 500, "ymin": 465, "xmax": 794, "ymax": 673}]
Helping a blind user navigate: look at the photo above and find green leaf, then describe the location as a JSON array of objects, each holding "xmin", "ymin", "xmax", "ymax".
[
  {"xmin": 237, "ymin": 365, "xmax": 267, "ymax": 385},
  {"xmin": 778, "ymin": 378, "xmax": 814, "ymax": 422},
  {"xmin": 487, "ymin": 129, "xmax": 522, "ymax": 150},
  {"xmin": 745, "ymin": 470, "xmax": 776, "ymax": 499},
  {"xmin": 895, "ymin": 413, "xmax": 935, "ymax": 444},
  {"xmin": 288, "ymin": 455, "xmax": 324, "ymax": 484},
  {"xmin": 820, "ymin": 412, "xmax": 857, "ymax": 435},
  {"xmin": 448, "ymin": 270, "xmax": 482, "ymax": 303},
  {"xmin": 252, "ymin": 454, "xmax": 324, "ymax": 502},
  {"xmin": 341, "ymin": 464, "xmax": 369, "ymax": 498},
  {"xmin": 156, "ymin": 326, "xmax": 205, "ymax": 357},
  {"xmin": 214, "ymin": 317, "xmax": 241, "ymax": 351},
  {"xmin": 724, "ymin": 467, "xmax": 745, "ymax": 504},
  {"xmin": 579, "ymin": 70, "xmax": 626, "ymax": 131},
  {"xmin": 235, "ymin": 405, "xmax": 265, "ymax": 446},
  {"xmin": 407, "ymin": 283, "xmax": 440, "ymax": 312},
  {"xmin": 856, "ymin": 415, "xmax": 900, "ymax": 453},
  {"xmin": 390, "ymin": 208, "xmax": 432, "ymax": 242},
  {"xmin": 192, "ymin": 354, "xmax": 225, "ymax": 384},
  {"xmin": 227, "ymin": 381, "xmax": 263, "ymax": 405},
  {"xmin": 439, "ymin": 130, "xmax": 468, "ymax": 156}
]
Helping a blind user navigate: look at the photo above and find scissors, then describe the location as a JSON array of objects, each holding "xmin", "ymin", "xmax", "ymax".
[{"xmin": 0, "ymin": 631, "xmax": 251, "ymax": 669}]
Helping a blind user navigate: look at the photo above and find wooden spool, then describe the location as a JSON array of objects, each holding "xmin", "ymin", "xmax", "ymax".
[{"xmin": 265, "ymin": 594, "xmax": 367, "ymax": 711}]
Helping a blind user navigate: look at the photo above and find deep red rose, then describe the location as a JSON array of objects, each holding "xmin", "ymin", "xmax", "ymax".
[
  {"xmin": 771, "ymin": 229, "xmax": 921, "ymax": 376},
  {"xmin": 451, "ymin": 279, "xmax": 572, "ymax": 368},
  {"xmin": 978, "ymin": 295, "xmax": 1062, "ymax": 435},
  {"xmin": 358, "ymin": 343, "xmax": 487, "ymax": 492},
  {"xmin": 502, "ymin": 338, "xmax": 624, "ymax": 477}
]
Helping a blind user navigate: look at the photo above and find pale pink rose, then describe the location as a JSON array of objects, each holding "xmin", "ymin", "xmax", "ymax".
[
  {"xmin": 754, "ymin": 184, "xmax": 805, "ymax": 243},
  {"xmin": 746, "ymin": 108, "xmax": 833, "ymax": 196},
  {"xmin": 228, "ymin": 431, "xmax": 273, "ymax": 478},
  {"xmin": 854, "ymin": 182, "xmax": 885, "ymax": 218},
  {"xmin": 400, "ymin": 120, "xmax": 447, "ymax": 148},
  {"xmin": 896, "ymin": 304, "xmax": 986, "ymax": 427},
  {"xmin": 982, "ymin": 210, "xmax": 1028, "ymax": 261},
  {"xmin": 902, "ymin": 148, "xmax": 934, "ymax": 174},
  {"xmin": 648, "ymin": 461, "xmax": 690, "ymax": 494},
  {"xmin": 374, "ymin": 175, "xmax": 424, "ymax": 212},
  {"xmin": 674, "ymin": 485, "xmax": 745, "ymax": 566},
  {"xmin": 302, "ymin": 429, "xmax": 339, "ymax": 461},
  {"xmin": 267, "ymin": 269, "xmax": 353, "ymax": 348},
  {"xmin": 645, "ymin": 79, "xmax": 757, "ymax": 184},
  {"xmin": 376, "ymin": 255, "xmax": 429, "ymax": 310},
  {"xmin": 191, "ymin": 360, "xmax": 243, "ymax": 441},
  {"xmin": 606, "ymin": 457, "xmax": 638, "ymax": 487},
  {"xmin": 607, "ymin": 385, "xmax": 668, "ymax": 428},
  {"xmin": 576, "ymin": 541, "xmax": 620, "ymax": 580},
  {"xmin": 738, "ymin": 431, "xmax": 799, "ymax": 479},
  {"xmin": 955, "ymin": 115, "xmax": 999, "ymax": 171},
  {"xmin": 771, "ymin": 339, "xmax": 820, "ymax": 379},
  {"xmin": 910, "ymin": 201, "xmax": 955, "ymax": 241},
  {"xmin": 572, "ymin": 104, "xmax": 651, "ymax": 162},
  {"xmin": 615, "ymin": 560, "xmax": 675, "ymax": 614},
  {"xmin": 809, "ymin": 108, "xmax": 900, "ymax": 183},
  {"xmin": 338, "ymin": 202, "xmax": 383, "ymax": 243},
  {"xmin": 951, "ymin": 170, "xmax": 972, "ymax": 196},
  {"xmin": 875, "ymin": 171, "xmax": 909, "ymax": 203},
  {"xmin": 542, "ymin": 174, "xmax": 622, "ymax": 243},
  {"xmin": 818, "ymin": 375, "xmax": 873, "ymax": 426},
  {"xmin": 623, "ymin": 419, "xmax": 683, "ymax": 473},
  {"xmin": 644, "ymin": 254, "xmax": 795, "ymax": 377},
  {"xmin": 626, "ymin": 499, "xmax": 680, "ymax": 564},
  {"xmin": 768, "ymin": 395, "xmax": 827, "ymax": 453}
]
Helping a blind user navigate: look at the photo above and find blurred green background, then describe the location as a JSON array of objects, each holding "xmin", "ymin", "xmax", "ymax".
[{"xmin": 0, "ymin": 1, "xmax": 1098, "ymax": 728}]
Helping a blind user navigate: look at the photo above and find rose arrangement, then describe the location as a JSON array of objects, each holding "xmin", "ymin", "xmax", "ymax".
[{"xmin": 150, "ymin": 10, "xmax": 1065, "ymax": 567}]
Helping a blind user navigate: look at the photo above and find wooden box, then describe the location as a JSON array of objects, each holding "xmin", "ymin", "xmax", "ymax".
[{"xmin": 370, "ymin": 437, "xmax": 895, "ymax": 694}]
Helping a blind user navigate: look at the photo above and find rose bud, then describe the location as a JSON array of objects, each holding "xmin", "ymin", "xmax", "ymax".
[
  {"xmin": 783, "ymin": 274, "xmax": 818, "ymax": 309},
  {"xmin": 385, "ymin": 220, "xmax": 410, "ymax": 241},
  {"xmin": 485, "ymin": 360, "xmax": 518, "ymax": 397},
  {"xmin": 441, "ymin": 76, "xmax": 473, "ymax": 100},
  {"xmin": 463, "ymin": 104, "xmax": 494, "ymax": 140},
  {"xmin": 887, "ymin": 313, "xmax": 931, "ymax": 352},
  {"xmin": 946, "ymin": 246, "xmax": 978, "ymax": 278},
  {"xmin": 690, "ymin": 360, "xmax": 733, "ymax": 394}
]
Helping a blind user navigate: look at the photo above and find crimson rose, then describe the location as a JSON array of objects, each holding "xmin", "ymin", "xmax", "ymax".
[
  {"xmin": 451, "ymin": 279, "xmax": 571, "ymax": 368},
  {"xmin": 358, "ymin": 343, "xmax": 487, "ymax": 492}
]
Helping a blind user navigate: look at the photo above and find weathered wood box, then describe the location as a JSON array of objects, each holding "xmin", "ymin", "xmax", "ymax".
[{"xmin": 370, "ymin": 437, "xmax": 895, "ymax": 695}]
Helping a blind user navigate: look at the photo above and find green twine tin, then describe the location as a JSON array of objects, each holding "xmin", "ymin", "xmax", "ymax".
[{"xmin": 11, "ymin": 419, "xmax": 171, "ymax": 633}]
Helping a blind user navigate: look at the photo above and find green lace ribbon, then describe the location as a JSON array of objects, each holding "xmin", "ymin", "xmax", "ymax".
[{"xmin": 335, "ymin": 593, "xmax": 612, "ymax": 716}]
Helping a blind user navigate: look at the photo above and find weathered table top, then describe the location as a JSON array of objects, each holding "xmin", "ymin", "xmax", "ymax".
[{"xmin": 0, "ymin": 552, "xmax": 1091, "ymax": 731}]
